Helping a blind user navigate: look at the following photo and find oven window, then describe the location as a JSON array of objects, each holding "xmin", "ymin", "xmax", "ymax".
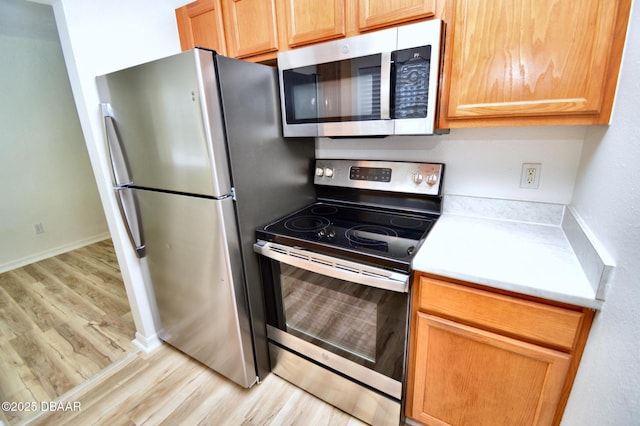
[
  {"xmin": 275, "ymin": 263, "xmax": 408, "ymax": 381},
  {"xmin": 283, "ymin": 267, "xmax": 378, "ymax": 361}
]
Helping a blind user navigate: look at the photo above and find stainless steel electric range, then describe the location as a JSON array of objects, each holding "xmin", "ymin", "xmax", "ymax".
[{"xmin": 254, "ymin": 159, "xmax": 444, "ymax": 425}]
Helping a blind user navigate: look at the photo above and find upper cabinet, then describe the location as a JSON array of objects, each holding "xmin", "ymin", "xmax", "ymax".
[
  {"xmin": 282, "ymin": 0, "xmax": 346, "ymax": 48},
  {"xmin": 175, "ymin": 0, "xmax": 443, "ymax": 62},
  {"xmin": 439, "ymin": 0, "xmax": 632, "ymax": 128},
  {"xmin": 175, "ymin": 0, "xmax": 227, "ymax": 55},
  {"xmin": 220, "ymin": 0, "xmax": 279, "ymax": 59},
  {"xmin": 357, "ymin": 0, "xmax": 436, "ymax": 32}
]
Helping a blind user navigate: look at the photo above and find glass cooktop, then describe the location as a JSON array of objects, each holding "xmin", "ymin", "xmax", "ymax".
[{"xmin": 257, "ymin": 202, "xmax": 438, "ymax": 264}]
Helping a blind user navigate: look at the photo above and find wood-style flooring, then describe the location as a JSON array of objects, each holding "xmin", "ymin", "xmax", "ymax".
[
  {"xmin": 1, "ymin": 240, "xmax": 368, "ymax": 425},
  {"xmin": 0, "ymin": 240, "xmax": 136, "ymax": 424},
  {"xmin": 26, "ymin": 343, "xmax": 366, "ymax": 425}
]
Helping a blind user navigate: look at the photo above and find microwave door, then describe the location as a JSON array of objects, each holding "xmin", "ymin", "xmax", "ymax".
[
  {"xmin": 280, "ymin": 56, "xmax": 394, "ymax": 137},
  {"xmin": 278, "ymin": 20, "xmax": 442, "ymax": 137},
  {"xmin": 318, "ymin": 53, "xmax": 394, "ymax": 137}
]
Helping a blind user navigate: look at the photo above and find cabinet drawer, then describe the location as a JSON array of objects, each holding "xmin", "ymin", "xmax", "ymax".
[{"xmin": 417, "ymin": 276, "xmax": 585, "ymax": 351}]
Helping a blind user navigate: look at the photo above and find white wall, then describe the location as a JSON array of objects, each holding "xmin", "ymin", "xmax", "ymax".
[
  {"xmin": 0, "ymin": 19, "xmax": 108, "ymax": 273},
  {"xmin": 317, "ymin": 125, "xmax": 585, "ymax": 204},
  {"xmin": 48, "ymin": 0, "xmax": 187, "ymax": 351},
  {"xmin": 561, "ymin": 1, "xmax": 640, "ymax": 424}
]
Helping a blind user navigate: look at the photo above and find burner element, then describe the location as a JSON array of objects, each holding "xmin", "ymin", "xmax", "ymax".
[
  {"xmin": 345, "ymin": 225, "xmax": 398, "ymax": 247},
  {"xmin": 390, "ymin": 217, "xmax": 425, "ymax": 229},
  {"xmin": 285, "ymin": 216, "xmax": 330, "ymax": 233},
  {"xmin": 311, "ymin": 205, "xmax": 339, "ymax": 215}
]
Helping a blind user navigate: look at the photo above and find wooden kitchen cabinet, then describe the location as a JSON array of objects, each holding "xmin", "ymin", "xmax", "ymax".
[
  {"xmin": 221, "ymin": 0, "xmax": 279, "ymax": 59},
  {"xmin": 175, "ymin": 0, "xmax": 227, "ymax": 55},
  {"xmin": 175, "ymin": 0, "xmax": 346, "ymax": 62},
  {"xmin": 357, "ymin": 0, "xmax": 437, "ymax": 32},
  {"xmin": 406, "ymin": 274, "xmax": 595, "ymax": 426},
  {"xmin": 281, "ymin": 0, "xmax": 346, "ymax": 48},
  {"xmin": 411, "ymin": 314, "xmax": 571, "ymax": 426},
  {"xmin": 175, "ymin": 0, "xmax": 445, "ymax": 62},
  {"xmin": 280, "ymin": 0, "xmax": 445, "ymax": 46},
  {"xmin": 438, "ymin": 0, "xmax": 632, "ymax": 128}
]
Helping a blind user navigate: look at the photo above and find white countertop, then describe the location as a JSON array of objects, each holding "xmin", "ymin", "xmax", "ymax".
[{"xmin": 412, "ymin": 197, "xmax": 606, "ymax": 309}]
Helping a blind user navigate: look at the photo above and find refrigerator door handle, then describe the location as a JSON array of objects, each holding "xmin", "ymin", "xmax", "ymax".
[
  {"xmin": 102, "ymin": 103, "xmax": 133, "ymax": 186},
  {"xmin": 114, "ymin": 186, "xmax": 146, "ymax": 258}
]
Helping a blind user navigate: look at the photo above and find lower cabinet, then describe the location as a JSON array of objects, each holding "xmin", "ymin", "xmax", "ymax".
[{"xmin": 406, "ymin": 274, "xmax": 595, "ymax": 426}]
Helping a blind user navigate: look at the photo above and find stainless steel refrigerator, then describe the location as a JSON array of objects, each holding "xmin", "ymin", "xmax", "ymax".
[{"xmin": 97, "ymin": 49, "xmax": 315, "ymax": 387}]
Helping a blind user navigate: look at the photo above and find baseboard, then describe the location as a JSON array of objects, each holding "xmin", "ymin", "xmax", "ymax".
[
  {"xmin": 0, "ymin": 232, "xmax": 111, "ymax": 274},
  {"xmin": 132, "ymin": 332, "xmax": 163, "ymax": 354},
  {"xmin": 404, "ymin": 417, "xmax": 423, "ymax": 426}
]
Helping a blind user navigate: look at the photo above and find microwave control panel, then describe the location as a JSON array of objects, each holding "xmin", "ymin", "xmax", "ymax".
[{"xmin": 314, "ymin": 159, "xmax": 443, "ymax": 196}]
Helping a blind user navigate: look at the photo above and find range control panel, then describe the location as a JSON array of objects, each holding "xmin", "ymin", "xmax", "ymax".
[{"xmin": 314, "ymin": 159, "xmax": 444, "ymax": 196}]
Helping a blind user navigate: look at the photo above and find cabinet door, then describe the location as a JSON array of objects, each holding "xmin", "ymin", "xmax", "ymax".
[
  {"xmin": 176, "ymin": 0, "xmax": 227, "ymax": 54},
  {"xmin": 358, "ymin": 0, "xmax": 436, "ymax": 31},
  {"xmin": 441, "ymin": 0, "xmax": 631, "ymax": 128},
  {"xmin": 409, "ymin": 313, "xmax": 571, "ymax": 426},
  {"xmin": 283, "ymin": 0, "xmax": 346, "ymax": 48},
  {"xmin": 221, "ymin": 0, "xmax": 279, "ymax": 58}
]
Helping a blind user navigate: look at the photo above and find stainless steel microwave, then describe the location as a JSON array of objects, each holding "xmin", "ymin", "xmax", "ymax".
[{"xmin": 277, "ymin": 20, "xmax": 443, "ymax": 137}]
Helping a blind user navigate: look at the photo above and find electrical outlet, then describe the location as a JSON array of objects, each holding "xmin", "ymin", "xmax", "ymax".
[
  {"xmin": 34, "ymin": 223, "xmax": 45, "ymax": 234},
  {"xmin": 520, "ymin": 163, "xmax": 541, "ymax": 189}
]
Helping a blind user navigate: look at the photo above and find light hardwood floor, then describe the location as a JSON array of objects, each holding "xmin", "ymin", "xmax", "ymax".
[
  {"xmin": 0, "ymin": 240, "xmax": 136, "ymax": 424},
  {"xmin": 1, "ymin": 241, "xmax": 368, "ymax": 426},
  {"xmin": 26, "ymin": 343, "xmax": 366, "ymax": 425}
]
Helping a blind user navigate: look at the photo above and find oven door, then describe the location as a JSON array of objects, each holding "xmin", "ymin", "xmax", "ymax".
[{"xmin": 255, "ymin": 241, "xmax": 410, "ymax": 399}]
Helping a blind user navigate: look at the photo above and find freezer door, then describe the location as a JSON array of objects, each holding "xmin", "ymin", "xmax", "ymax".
[
  {"xmin": 135, "ymin": 188, "xmax": 256, "ymax": 387},
  {"xmin": 98, "ymin": 49, "xmax": 230, "ymax": 197}
]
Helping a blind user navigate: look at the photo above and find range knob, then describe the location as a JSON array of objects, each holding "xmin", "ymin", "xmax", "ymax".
[
  {"xmin": 324, "ymin": 167, "xmax": 335, "ymax": 178},
  {"xmin": 426, "ymin": 173, "xmax": 438, "ymax": 186},
  {"xmin": 318, "ymin": 229, "xmax": 336, "ymax": 239},
  {"xmin": 413, "ymin": 173, "xmax": 424, "ymax": 184},
  {"xmin": 315, "ymin": 167, "xmax": 324, "ymax": 177}
]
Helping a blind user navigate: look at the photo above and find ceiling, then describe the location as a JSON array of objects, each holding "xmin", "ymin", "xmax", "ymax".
[{"xmin": 0, "ymin": 0, "xmax": 59, "ymax": 42}]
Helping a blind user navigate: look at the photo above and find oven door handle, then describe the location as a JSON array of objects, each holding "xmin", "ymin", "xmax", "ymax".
[{"xmin": 254, "ymin": 241, "xmax": 409, "ymax": 293}]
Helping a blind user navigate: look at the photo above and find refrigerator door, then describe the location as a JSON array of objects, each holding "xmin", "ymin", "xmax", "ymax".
[
  {"xmin": 135, "ymin": 188, "xmax": 256, "ymax": 387},
  {"xmin": 98, "ymin": 49, "xmax": 230, "ymax": 197}
]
